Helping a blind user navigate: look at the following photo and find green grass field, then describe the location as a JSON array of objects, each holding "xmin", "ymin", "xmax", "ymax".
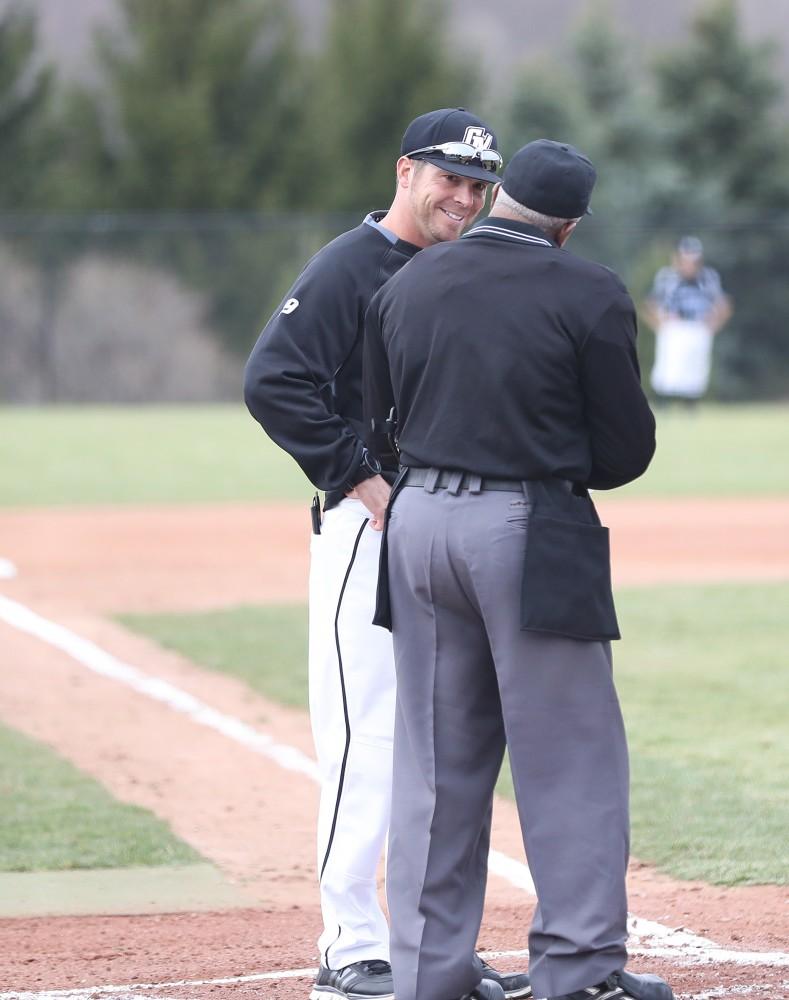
[
  {"xmin": 3, "ymin": 403, "xmax": 787, "ymax": 883},
  {"xmin": 119, "ymin": 604, "xmax": 309, "ymax": 709},
  {"xmin": 0, "ymin": 723, "xmax": 200, "ymax": 871},
  {"xmin": 617, "ymin": 403, "xmax": 789, "ymax": 499},
  {"xmin": 0, "ymin": 405, "xmax": 306, "ymax": 506},
  {"xmin": 1, "ymin": 403, "xmax": 788, "ymax": 506},
  {"xmin": 121, "ymin": 582, "xmax": 789, "ymax": 886}
]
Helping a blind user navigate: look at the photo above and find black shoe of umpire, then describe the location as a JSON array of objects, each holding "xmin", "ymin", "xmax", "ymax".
[
  {"xmin": 309, "ymin": 959, "xmax": 394, "ymax": 999},
  {"xmin": 550, "ymin": 969, "xmax": 675, "ymax": 1000},
  {"xmin": 461, "ymin": 979, "xmax": 506, "ymax": 1000},
  {"xmin": 479, "ymin": 957, "xmax": 533, "ymax": 999}
]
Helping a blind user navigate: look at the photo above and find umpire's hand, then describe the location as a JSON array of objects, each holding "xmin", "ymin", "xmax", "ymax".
[{"xmin": 347, "ymin": 475, "xmax": 391, "ymax": 531}]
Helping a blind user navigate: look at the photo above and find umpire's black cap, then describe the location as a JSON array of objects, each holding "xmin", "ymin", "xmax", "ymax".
[
  {"xmin": 502, "ymin": 139, "xmax": 597, "ymax": 218},
  {"xmin": 401, "ymin": 108, "xmax": 500, "ymax": 183}
]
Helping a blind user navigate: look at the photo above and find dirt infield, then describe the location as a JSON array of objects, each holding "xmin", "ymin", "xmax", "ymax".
[{"xmin": 0, "ymin": 500, "xmax": 787, "ymax": 999}]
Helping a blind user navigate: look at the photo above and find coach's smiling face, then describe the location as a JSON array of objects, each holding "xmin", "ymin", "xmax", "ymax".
[{"xmin": 404, "ymin": 160, "xmax": 488, "ymax": 246}]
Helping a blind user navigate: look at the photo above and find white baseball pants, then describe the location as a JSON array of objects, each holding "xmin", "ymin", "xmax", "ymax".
[
  {"xmin": 650, "ymin": 319, "xmax": 713, "ymax": 398},
  {"xmin": 308, "ymin": 497, "xmax": 395, "ymax": 969}
]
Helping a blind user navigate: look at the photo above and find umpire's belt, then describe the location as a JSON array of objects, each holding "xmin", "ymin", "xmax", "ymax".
[{"xmin": 401, "ymin": 466, "xmax": 572, "ymax": 495}]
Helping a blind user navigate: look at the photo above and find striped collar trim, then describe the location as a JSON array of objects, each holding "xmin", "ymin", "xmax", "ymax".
[{"xmin": 463, "ymin": 224, "xmax": 553, "ymax": 247}]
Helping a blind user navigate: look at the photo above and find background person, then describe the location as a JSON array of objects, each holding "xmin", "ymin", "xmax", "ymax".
[
  {"xmin": 364, "ymin": 139, "xmax": 673, "ymax": 1000},
  {"xmin": 644, "ymin": 236, "xmax": 733, "ymax": 406},
  {"xmin": 244, "ymin": 108, "xmax": 529, "ymax": 1000}
]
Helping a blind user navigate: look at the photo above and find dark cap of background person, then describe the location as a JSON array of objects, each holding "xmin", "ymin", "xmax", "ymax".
[
  {"xmin": 401, "ymin": 108, "xmax": 500, "ymax": 184},
  {"xmin": 501, "ymin": 139, "xmax": 597, "ymax": 218},
  {"xmin": 677, "ymin": 235, "xmax": 704, "ymax": 256}
]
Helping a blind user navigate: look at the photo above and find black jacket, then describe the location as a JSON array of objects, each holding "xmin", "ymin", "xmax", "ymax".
[
  {"xmin": 244, "ymin": 215, "xmax": 420, "ymax": 510},
  {"xmin": 364, "ymin": 217, "xmax": 655, "ymax": 490},
  {"xmin": 363, "ymin": 216, "xmax": 655, "ymax": 639}
]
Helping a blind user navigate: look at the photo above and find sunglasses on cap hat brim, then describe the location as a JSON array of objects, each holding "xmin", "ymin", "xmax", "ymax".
[{"xmin": 405, "ymin": 141, "xmax": 502, "ymax": 175}]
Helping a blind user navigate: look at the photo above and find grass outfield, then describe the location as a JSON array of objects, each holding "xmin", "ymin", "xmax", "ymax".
[
  {"xmin": 0, "ymin": 405, "xmax": 306, "ymax": 507},
  {"xmin": 0, "ymin": 723, "xmax": 200, "ymax": 871},
  {"xmin": 119, "ymin": 604, "xmax": 310, "ymax": 709},
  {"xmin": 121, "ymin": 581, "xmax": 789, "ymax": 887},
  {"xmin": 2, "ymin": 403, "xmax": 788, "ymax": 506}
]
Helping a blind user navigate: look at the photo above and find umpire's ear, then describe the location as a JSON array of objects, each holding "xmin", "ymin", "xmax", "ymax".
[{"xmin": 489, "ymin": 182, "xmax": 502, "ymax": 206}]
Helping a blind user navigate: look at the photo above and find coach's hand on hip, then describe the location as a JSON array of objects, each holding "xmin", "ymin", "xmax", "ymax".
[{"xmin": 347, "ymin": 475, "xmax": 391, "ymax": 531}]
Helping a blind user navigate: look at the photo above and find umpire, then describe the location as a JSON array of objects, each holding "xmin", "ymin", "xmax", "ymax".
[{"xmin": 363, "ymin": 141, "xmax": 673, "ymax": 1000}]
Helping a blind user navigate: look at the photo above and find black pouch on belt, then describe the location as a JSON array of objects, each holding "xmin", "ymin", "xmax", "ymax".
[
  {"xmin": 519, "ymin": 483, "xmax": 620, "ymax": 642},
  {"xmin": 310, "ymin": 492, "xmax": 322, "ymax": 535},
  {"xmin": 372, "ymin": 467, "xmax": 408, "ymax": 631}
]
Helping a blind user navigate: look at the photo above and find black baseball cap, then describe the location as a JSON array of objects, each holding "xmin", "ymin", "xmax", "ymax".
[
  {"xmin": 401, "ymin": 107, "xmax": 500, "ymax": 183},
  {"xmin": 501, "ymin": 139, "xmax": 597, "ymax": 218}
]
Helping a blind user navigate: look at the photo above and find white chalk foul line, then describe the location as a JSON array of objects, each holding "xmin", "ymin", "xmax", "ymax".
[
  {"xmin": 488, "ymin": 847, "xmax": 537, "ymax": 895},
  {"xmin": 479, "ymin": 857, "xmax": 789, "ymax": 968},
  {"xmin": 0, "ymin": 595, "xmax": 319, "ymax": 782},
  {"xmin": 2, "ymin": 594, "xmax": 788, "ymax": 977},
  {"xmin": 485, "ymin": 945, "xmax": 789, "ymax": 969},
  {"xmin": 677, "ymin": 986, "xmax": 788, "ymax": 999},
  {"xmin": 1, "ymin": 969, "xmax": 786, "ymax": 1000},
  {"xmin": 0, "ymin": 557, "xmax": 17, "ymax": 580},
  {"xmin": 0, "ymin": 967, "xmax": 318, "ymax": 1000}
]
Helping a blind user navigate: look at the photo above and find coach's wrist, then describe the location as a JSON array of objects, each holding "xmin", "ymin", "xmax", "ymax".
[{"xmin": 344, "ymin": 448, "xmax": 382, "ymax": 492}]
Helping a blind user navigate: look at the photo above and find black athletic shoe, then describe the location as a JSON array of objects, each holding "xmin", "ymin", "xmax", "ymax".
[
  {"xmin": 310, "ymin": 959, "xmax": 394, "ymax": 1000},
  {"xmin": 479, "ymin": 957, "xmax": 533, "ymax": 999},
  {"xmin": 461, "ymin": 980, "xmax": 506, "ymax": 1000},
  {"xmin": 550, "ymin": 969, "xmax": 675, "ymax": 1000}
]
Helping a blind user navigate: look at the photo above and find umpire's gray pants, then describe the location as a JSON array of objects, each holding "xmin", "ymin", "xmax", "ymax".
[{"xmin": 385, "ymin": 485, "xmax": 630, "ymax": 1000}]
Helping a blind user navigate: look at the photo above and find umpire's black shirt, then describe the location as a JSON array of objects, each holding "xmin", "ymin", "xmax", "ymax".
[{"xmin": 364, "ymin": 217, "xmax": 655, "ymax": 490}]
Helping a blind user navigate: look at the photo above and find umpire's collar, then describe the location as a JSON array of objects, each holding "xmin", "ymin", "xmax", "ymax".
[{"xmin": 462, "ymin": 215, "xmax": 557, "ymax": 248}]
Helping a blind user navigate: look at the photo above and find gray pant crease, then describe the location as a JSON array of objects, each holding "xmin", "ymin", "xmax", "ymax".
[{"xmin": 386, "ymin": 486, "xmax": 630, "ymax": 1000}]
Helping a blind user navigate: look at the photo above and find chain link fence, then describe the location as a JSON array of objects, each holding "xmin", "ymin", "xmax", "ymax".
[
  {"xmin": 1, "ymin": 212, "xmax": 787, "ymax": 403},
  {"xmin": 0, "ymin": 213, "xmax": 356, "ymax": 403}
]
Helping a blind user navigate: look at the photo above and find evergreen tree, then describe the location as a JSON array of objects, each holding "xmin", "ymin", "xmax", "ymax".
[
  {"xmin": 573, "ymin": 13, "xmax": 655, "ymax": 164},
  {"xmin": 568, "ymin": 13, "xmax": 729, "ymax": 269},
  {"xmin": 0, "ymin": 5, "xmax": 55, "ymax": 208},
  {"xmin": 60, "ymin": 0, "xmax": 309, "ymax": 210},
  {"xmin": 655, "ymin": 0, "xmax": 789, "ymax": 207},
  {"xmin": 50, "ymin": 0, "xmax": 320, "ymax": 357},
  {"xmin": 502, "ymin": 63, "xmax": 580, "ymax": 158},
  {"xmin": 655, "ymin": 0, "xmax": 789, "ymax": 396},
  {"xmin": 305, "ymin": 0, "xmax": 478, "ymax": 212},
  {"xmin": 501, "ymin": 15, "xmax": 687, "ymax": 272}
]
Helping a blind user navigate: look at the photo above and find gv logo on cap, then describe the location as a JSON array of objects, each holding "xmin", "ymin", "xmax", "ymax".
[{"xmin": 463, "ymin": 126, "xmax": 493, "ymax": 151}]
